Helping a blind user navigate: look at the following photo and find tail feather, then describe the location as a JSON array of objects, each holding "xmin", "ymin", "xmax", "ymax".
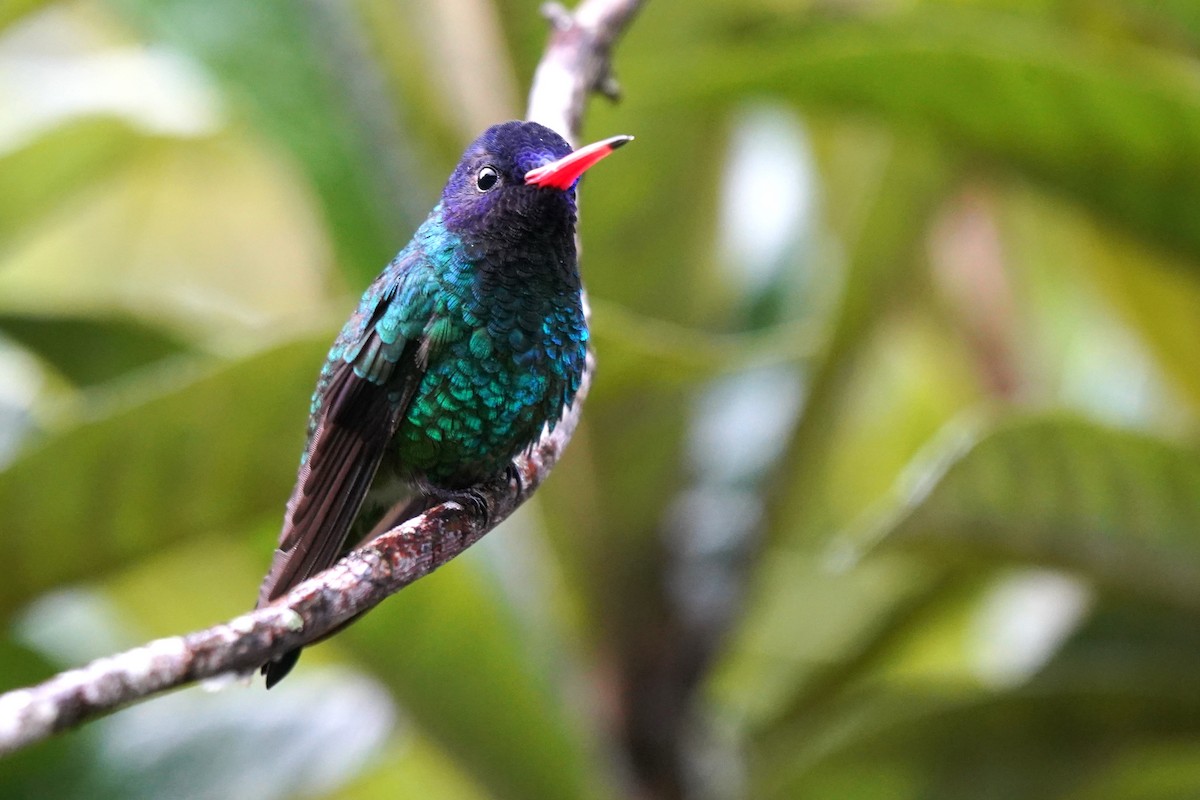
[{"xmin": 262, "ymin": 648, "xmax": 302, "ymax": 689}]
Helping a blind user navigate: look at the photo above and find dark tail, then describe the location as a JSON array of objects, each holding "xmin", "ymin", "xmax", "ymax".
[
  {"xmin": 257, "ymin": 495, "xmax": 428, "ymax": 689},
  {"xmin": 262, "ymin": 648, "xmax": 303, "ymax": 689}
]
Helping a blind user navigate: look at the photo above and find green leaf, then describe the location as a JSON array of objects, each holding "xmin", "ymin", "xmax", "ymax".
[
  {"xmin": 96, "ymin": 490, "xmax": 606, "ymax": 800},
  {"xmin": 763, "ymin": 685, "xmax": 1200, "ymax": 800},
  {"xmin": 0, "ymin": 0, "xmax": 48, "ymax": 32},
  {"xmin": 755, "ymin": 595, "xmax": 1200, "ymax": 798},
  {"xmin": 0, "ymin": 120, "xmax": 149, "ymax": 257},
  {"xmin": 338, "ymin": 736, "xmax": 494, "ymax": 800},
  {"xmin": 751, "ymin": 589, "xmax": 1200, "ymax": 799},
  {"xmin": 870, "ymin": 415, "xmax": 1200, "ymax": 609},
  {"xmin": 710, "ymin": 552, "xmax": 945, "ymax": 730},
  {"xmin": 996, "ymin": 185, "xmax": 1200, "ymax": 411},
  {"xmin": 344, "ymin": 546, "xmax": 609, "ymax": 800},
  {"xmin": 1066, "ymin": 742, "xmax": 1200, "ymax": 800},
  {"xmin": 588, "ymin": 297, "xmax": 819, "ymax": 399},
  {"xmin": 1117, "ymin": 0, "xmax": 1200, "ymax": 49},
  {"xmin": 630, "ymin": 10, "xmax": 1200, "ymax": 266},
  {"xmin": 768, "ymin": 135, "xmax": 953, "ymax": 546},
  {"xmin": 105, "ymin": 0, "xmax": 429, "ymax": 285},
  {"xmin": 0, "ymin": 312, "xmax": 193, "ymax": 387},
  {"xmin": 0, "ymin": 337, "xmax": 326, "ymax": 614}
]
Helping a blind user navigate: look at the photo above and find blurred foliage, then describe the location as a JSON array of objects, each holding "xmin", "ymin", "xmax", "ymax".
[{"xmin": 2, "ymin": 0, "xmax": 1200, "ymax": 798}]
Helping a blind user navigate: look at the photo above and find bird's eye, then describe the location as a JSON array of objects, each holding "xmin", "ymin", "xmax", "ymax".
[{"xmin": 476, "ymin": 166, "xmax": 499, "ymax": 191}]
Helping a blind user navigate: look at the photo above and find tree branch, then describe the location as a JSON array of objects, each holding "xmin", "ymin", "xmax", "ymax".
[
  {"xmin": 0, "ymin": 0, "xmax": 644, "ymax": 757},
  {"xmin": 527, "ymin": 0, "xmax": 646, "ymax": 140}
]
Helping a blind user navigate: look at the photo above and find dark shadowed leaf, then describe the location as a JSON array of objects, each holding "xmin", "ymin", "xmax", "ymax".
[
  {"xmin": 0, "ymin": 338, "xmax": 327, "ymax": 614},
  {"xmin": 763, "ymin": 684, "xmax": 1200, "ymax": 800},
  {"xmin": 344, "ymin": 544, "xmax": 608, "ymax": 800},
  {"xmin": 871, "ymin": 415, "xmax": 1200, "ymax": 609},
  {"xmin": 0, "ymin": 313, "xmax": 193, "ymax": 387},
  {"xmin": 630, "ymin": 9, "xmax": 1200, "ymax": 267}
]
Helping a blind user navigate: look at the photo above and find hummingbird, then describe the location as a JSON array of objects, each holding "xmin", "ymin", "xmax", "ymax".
[{"xmin": 256, "ymin": 120, "xmax": 631, "ymax": 687}]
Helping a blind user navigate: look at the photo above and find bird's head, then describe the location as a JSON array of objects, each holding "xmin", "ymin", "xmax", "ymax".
[{"xmin": 440, "ymin": 120, "xmax": 631, "ymax": 243}]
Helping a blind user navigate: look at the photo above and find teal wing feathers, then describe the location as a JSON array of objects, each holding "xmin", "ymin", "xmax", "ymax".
[{"xmin": 257, "ymin": 254, "xmax": 434, "ymax": 608}]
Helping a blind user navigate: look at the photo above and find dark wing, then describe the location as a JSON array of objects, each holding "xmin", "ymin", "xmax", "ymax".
[{"xmin": 257, "ymin": 282, "xmax": 427, "ymax": 608}]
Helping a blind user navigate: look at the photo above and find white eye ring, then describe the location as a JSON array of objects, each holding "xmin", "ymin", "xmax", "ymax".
[{"xmin": 476, "ymin": 166, "xmax": 499, "ymax": 191}]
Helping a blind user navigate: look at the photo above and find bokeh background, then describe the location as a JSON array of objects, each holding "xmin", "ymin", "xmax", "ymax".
[{"xmin": 3, "ymin": 1, "xmax": 1200, "ymax": 798}]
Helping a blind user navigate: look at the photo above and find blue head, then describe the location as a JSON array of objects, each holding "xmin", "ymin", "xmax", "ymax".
[{"xmin": 439, "ymin": 121, "xmax": 631, "ymax": 249}]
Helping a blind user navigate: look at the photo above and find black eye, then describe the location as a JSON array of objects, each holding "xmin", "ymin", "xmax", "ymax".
[{"xmin": 476, "ymin": 166, "xmax": 499, "ymax": 191}]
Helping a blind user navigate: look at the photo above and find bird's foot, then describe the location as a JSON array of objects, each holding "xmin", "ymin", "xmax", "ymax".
[
  {"xmin": 425, "ymin": 485, "xmax": 493, "ymax": 526},
  {"xmin": 505, "ymin": 461, "xmax": 527, "ymax": 496}
]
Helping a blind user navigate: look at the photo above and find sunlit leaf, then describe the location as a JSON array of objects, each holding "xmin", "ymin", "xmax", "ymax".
[
  {"xmin": 768, "ymin": 137, "xmax": 953, "ymax": 546},
  {"xmin": 0, "ymin": 0, "xmax": 47, "ymax": 33},
  {"xmin": 0, "ymin": 120, "xmax": 148, "ymax": 257},
  {"xmin": 0, "ymin": 133, "xmax": 335, "ymax": 342},
  {"xmin": 710, "ymin": 552, "xmax": 942, "ymax": 730},
  {"xmin": 339, "ymin": 736, "xmax": 494, "ymax": 800},
  {"xmin": 105, "ymin": 0, "xmax": 430, "ymax": 285},
  {"xmin": 1080, "ymin": 226, "xmax": 1200, "ymax": 410}
]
